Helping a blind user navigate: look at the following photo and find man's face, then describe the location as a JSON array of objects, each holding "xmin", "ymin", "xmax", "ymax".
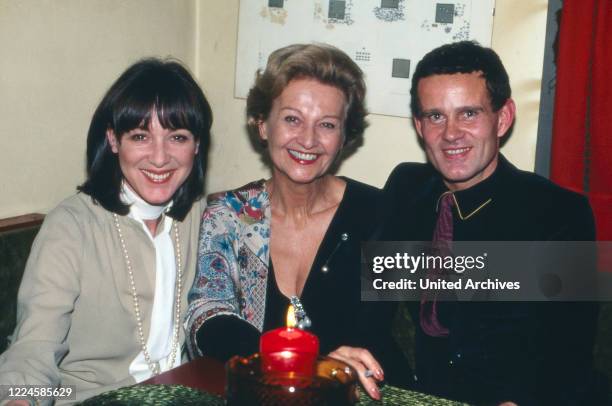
[{"xmin": 414, "ymin": 72, "xmax": 515, "ymax": 191}]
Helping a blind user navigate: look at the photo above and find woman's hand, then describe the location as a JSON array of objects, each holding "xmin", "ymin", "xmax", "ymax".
[{"xmin": 328, "ymin": 346, "xmax": 383, "ymax": 400}]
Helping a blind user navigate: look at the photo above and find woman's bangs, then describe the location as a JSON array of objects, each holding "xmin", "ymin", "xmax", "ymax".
[
  {"xmin": 156, "ymin": 87, "xmax": 200, "ymax": 136},
  {"xmin": 112, "ymin": 91, "xmax": 156, "ymax": 136},
  {"xmin": 111, "ymin": 73, "xmax": 202, "ymax": 138}
]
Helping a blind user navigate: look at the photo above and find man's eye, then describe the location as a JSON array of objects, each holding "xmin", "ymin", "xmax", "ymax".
[
  {"xmin": 427, "ymin": 113, "xmax": 443, "ymax": 122},
  {"xmin": 284, "ymin": 115, "xmax": 299, "ymax": 124},
  {"xmin": 464, "ymin": 110, "xmax": 477, "ymax": 118},
  {"xmin": 321, "ymin": 122, "xmax": 336, "ymax": 130}
]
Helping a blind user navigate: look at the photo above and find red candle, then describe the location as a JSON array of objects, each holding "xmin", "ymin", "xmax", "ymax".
[{"xmin": 260, "ymin": 305, "xmax": 319, "ymax": 376}]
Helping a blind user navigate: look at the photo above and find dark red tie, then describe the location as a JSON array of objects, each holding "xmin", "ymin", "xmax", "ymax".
[{"xmin": 420, "ymin": 192, "xmax": 454, "ymax": 337}]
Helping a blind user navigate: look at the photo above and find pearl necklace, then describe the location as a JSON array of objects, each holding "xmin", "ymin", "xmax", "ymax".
[{"xmin": 112, "ymin": 213, "xmax": 182, "ymax": 376}]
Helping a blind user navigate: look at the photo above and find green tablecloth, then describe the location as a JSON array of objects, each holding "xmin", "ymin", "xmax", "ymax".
[
  {"xmin": 359, "ymin": 384, "xmax": 469, "ymax": 405},
  {"xmin": 80, "ymin": 383, "xmax": 469, "ymax": 405},
  {"xmin": 79, "ymin": 385, "xmax": 224, "ymax": 405}
]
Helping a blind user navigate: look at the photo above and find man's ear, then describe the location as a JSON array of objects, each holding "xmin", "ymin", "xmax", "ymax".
[
  {"xmin": 106, "ymin": 129, "xmax": 119, "ymax": 153},
  {"xmin": 413, "ymin": 116, "xmax": 424, "ymax": 139},
  {"xmin": 496, "ymin": 98, "xmax": 516, "ymax": 139}
]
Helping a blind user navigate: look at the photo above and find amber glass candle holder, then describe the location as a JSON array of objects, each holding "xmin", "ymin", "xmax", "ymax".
[{"xmin": 226, "ymin": 353, "xmax": 358, "ymax": 405}]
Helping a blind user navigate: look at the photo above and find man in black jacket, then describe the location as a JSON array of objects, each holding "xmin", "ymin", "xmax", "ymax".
[{"xmin": 382, "ymin": 41, "xmax": 605, "ymax": 405}]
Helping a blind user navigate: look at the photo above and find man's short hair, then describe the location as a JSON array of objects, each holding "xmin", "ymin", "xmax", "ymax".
[{"xmin": 410, "ymin": 41, "xmax": 511, "ymax": 117}]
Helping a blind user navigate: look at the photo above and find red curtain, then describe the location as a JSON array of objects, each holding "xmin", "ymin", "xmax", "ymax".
[{"xmin": 550, "ymin": 0, "xmax": 612, "ymax": 271}]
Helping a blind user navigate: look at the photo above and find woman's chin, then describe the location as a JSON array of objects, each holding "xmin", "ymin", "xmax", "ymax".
[
  {"xmin": 139, "ymin": 193, "xmax": 174, "ymax": 206},
  {"xmin": 283, "ymin": 174, "xmax": 329, "ymax": 186},
  {"xmin": 272, "ymin": 167, "xmax": 332, "ymax": 186}
]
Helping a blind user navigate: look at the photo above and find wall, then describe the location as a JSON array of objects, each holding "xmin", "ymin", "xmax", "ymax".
[
  {"xmin": 0, "ymin": 0, "xmax": 549, "ymax": 217},
  {"xmin": 492, "ymin": 0, "xmax": 549, "ymax": 171},
  {"xmin": 198, "ymin": 0, "xmax": 549, "ymax": 195},
  {"xmin": 0, "ymin": 0, "xmax": 196, "ymax": 218}
]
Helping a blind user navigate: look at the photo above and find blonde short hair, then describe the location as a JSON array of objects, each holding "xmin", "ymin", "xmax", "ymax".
[{"xmin": 246, "ymin": 43, "xmax": 367, "ymax": 145}]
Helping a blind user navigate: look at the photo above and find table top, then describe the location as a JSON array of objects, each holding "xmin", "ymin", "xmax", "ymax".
[
  {"xmin": 136, "ymin": 356, "xmax": 467, "ymax": 405},
  {"xmin": 142, "ymin": 356, "xmax": 226, "ymax": 397}
]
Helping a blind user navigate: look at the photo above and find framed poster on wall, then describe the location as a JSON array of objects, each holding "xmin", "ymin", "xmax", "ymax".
[{"xmin": 235, "ymin": 0, "xmax": 496, "ymax": 118}]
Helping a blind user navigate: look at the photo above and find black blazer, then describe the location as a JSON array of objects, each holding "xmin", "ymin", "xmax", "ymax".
[{"xmin": 380, "ymin": 155, "xmax": 606, "ymax": 405}]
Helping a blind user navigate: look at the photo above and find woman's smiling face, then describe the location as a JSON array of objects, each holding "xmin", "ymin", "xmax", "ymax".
[
  {"xmin": 107, "ymin": 111, "xmax": 198, "ymax": 205},
  {"xmin": 258, "ymin": 78, "xmax": 347, "ymax": 185}
]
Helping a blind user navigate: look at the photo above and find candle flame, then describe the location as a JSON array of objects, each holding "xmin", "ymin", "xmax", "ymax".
[{"xmin": 286, "ymin": 305, "xmax": 297, "ymax": 328}]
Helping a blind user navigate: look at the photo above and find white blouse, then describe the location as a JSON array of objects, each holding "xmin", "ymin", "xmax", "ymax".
[
  {"xmin": 120, "ymin": 183, "xmax": 180, "ymax": 382},
  {"xmin": 128, "ymin": 213, "xmax": 180, "ymax": 382}
]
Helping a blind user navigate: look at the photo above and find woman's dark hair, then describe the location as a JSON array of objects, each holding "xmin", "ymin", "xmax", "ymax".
[
  {"xmin": 246, "ymin": 43, "xmax": 367, "ymax": 146},
  {"xmin": 410, "ymin": 41, "xmax": 511, "ymax": 117},
  {"xmin": 78, "ymin": 58, "xmax": 212, "ymax": 220}
]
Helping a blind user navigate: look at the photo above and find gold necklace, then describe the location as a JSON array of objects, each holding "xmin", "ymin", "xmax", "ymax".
[{"xmin": 113, "ymin": 213, "xmax": 182, "ymax": 376}]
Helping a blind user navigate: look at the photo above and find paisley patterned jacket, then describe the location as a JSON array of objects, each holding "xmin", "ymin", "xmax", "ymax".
[{"xmin": 185, "ymin": 180, "xmax": 270, "ymax": 357}]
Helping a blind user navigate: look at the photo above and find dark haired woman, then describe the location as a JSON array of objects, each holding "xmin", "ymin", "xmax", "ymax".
[
  {"xmin": 0, "ymin": 58, "xmax": 211, "ymax": 404},
  {"xmin": 186, "ymin": 44, "xmax": 409, "ymax": 400}
]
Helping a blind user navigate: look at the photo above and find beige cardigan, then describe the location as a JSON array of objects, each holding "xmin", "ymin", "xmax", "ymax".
[{"xmin": 0, "ymin": 193, "xmax": 204, "ymax": 404}]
